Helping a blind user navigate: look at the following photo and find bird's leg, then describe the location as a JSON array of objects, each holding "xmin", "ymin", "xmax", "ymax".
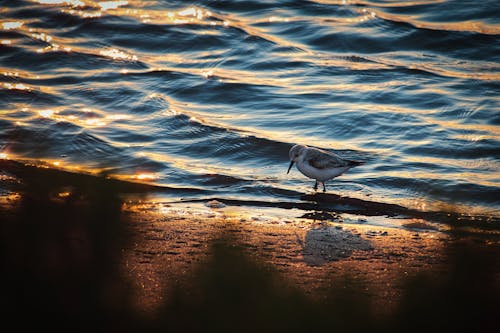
[
  {"xmin": 313, "ymin": 180, "xmax": 318, "ymax": 191},
  {"xmin": 322, "ymin": 182, "xmax": 326, "ymax": 193}
]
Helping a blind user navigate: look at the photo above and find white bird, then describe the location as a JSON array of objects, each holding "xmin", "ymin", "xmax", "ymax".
[{"xmin": 287, "ymin": 144, "xmax": 363, "ymax": 192}]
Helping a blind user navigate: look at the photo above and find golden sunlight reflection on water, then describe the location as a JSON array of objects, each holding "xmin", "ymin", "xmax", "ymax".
[
  {"xmin": 37, "ymin": 0, "xmax": 219, "ymax": 26},
  {"xmin": 38, "ymin": 109, "xmax": 55, "ymax": 118},
  {"xmin": 25, "ymin": 106, "xmax": 132, "ymax": 129},
  {"xmin": 98, "ymin": 1, "xmax": 128, "ymax": 11},
  {"xmin": 2, "ymin": 83, "xmax": 31, "ymax": 91},
  {"xmin": 132, "ymin": 173, "xmax": 159, "ymax": 181},
  {"xmin": 1, "ymin": 21, "xmax": 23, "ymax": 30},
  {"xmin": 369, "ymin": 7, "xmax": 500, "ymax": 35},
  {"xmin": 99, "ymin": 48, "xmax": 138, "ymax": 61}
]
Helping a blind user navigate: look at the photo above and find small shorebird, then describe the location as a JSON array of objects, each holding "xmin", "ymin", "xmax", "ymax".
[{"xmin": 287, "ymin": 144, "xmax": 363, "ymax": 192}]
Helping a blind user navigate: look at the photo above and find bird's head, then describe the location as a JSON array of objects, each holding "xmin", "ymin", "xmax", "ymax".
[{"xmin": 287, "ymin": 144, "xmax": 307, "ymax": 174}]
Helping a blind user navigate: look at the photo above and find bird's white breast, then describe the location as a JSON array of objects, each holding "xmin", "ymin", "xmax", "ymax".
[{"xmin": 296, "ymin": 161, "xmax": 350, "ymax": 182}]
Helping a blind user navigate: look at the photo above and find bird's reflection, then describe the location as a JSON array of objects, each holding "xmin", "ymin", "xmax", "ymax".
[{"xmin": 302, "ymin": 224, "xmax": 373, "ymax": 266}]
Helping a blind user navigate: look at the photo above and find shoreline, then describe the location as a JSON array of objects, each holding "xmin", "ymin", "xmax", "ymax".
[
  {"xmin": 1, "ymin": 158, "xmax": 497, "ymax": 226},
  {"xmin": 1, "ymin": 158, "xmax": 499, "ymax": 330}
]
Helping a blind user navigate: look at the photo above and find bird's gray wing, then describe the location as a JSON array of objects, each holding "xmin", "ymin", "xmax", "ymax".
[{"xmin": 306, "ymin": 148, "xmax": 349, "ymax": 169}]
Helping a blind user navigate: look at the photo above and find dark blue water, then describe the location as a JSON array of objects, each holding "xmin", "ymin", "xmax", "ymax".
[{"xmin": 1, "ymin": 0, "xmax": 499, "ymax": 217}]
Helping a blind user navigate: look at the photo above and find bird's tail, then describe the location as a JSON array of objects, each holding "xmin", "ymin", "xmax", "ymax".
[{"xmin": 347, "ymin": 160, "xmax": 364, "ymax": 167}]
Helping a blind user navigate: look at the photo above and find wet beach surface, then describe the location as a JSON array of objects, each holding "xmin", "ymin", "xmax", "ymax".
[{"xmin": 1, "ymin": 159, "xmax": 498, "ymax": 331}]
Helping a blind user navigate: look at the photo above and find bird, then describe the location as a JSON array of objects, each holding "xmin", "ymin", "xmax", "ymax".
[{"xmin": 287, "ymin": 144, "xmax": 363, "ymax": 192}]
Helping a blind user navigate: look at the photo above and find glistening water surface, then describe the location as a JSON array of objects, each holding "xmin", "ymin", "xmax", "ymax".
[{"xmin": 1, "ymin": 0, "xmax": 499, "ymax": 219}]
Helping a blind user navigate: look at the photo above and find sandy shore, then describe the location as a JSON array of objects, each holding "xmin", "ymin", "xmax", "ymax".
[
  {"xmin": 122, "ymin": 202, "xmax": 452, "ymax": 315},
  {"xmin": 1, "ymin": 159, "xmax": 498, "ymax": 331}
]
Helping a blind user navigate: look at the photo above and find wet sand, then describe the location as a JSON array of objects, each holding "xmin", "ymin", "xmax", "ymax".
[
  {"xmin": 122, "ymin": 202, "xmax": 451, "ymax": 315},
  {"xmin": 1, "ymin": 158, "xmax": 499, "ymax": 331}
]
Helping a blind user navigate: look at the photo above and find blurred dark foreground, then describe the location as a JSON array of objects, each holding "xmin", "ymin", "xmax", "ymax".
[{"xmin": 0, "ymin": 164, "xmax": 498, "ymax": 333}]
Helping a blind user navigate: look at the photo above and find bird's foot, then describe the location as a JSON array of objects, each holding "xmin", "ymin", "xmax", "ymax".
[{"xmin": 313, "ymin": 180, "xmax": 318, "ymax": 191}]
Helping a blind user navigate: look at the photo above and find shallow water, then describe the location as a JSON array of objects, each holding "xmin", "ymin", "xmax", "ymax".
[{"xmin": 1, "ymin": 0, "xmax": 499, "ymax": 218}]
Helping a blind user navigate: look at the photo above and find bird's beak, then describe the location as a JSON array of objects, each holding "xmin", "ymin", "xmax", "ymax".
[{"xmin": 287, "ymin": 161, "xmax": 294, "ymax": 174}]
